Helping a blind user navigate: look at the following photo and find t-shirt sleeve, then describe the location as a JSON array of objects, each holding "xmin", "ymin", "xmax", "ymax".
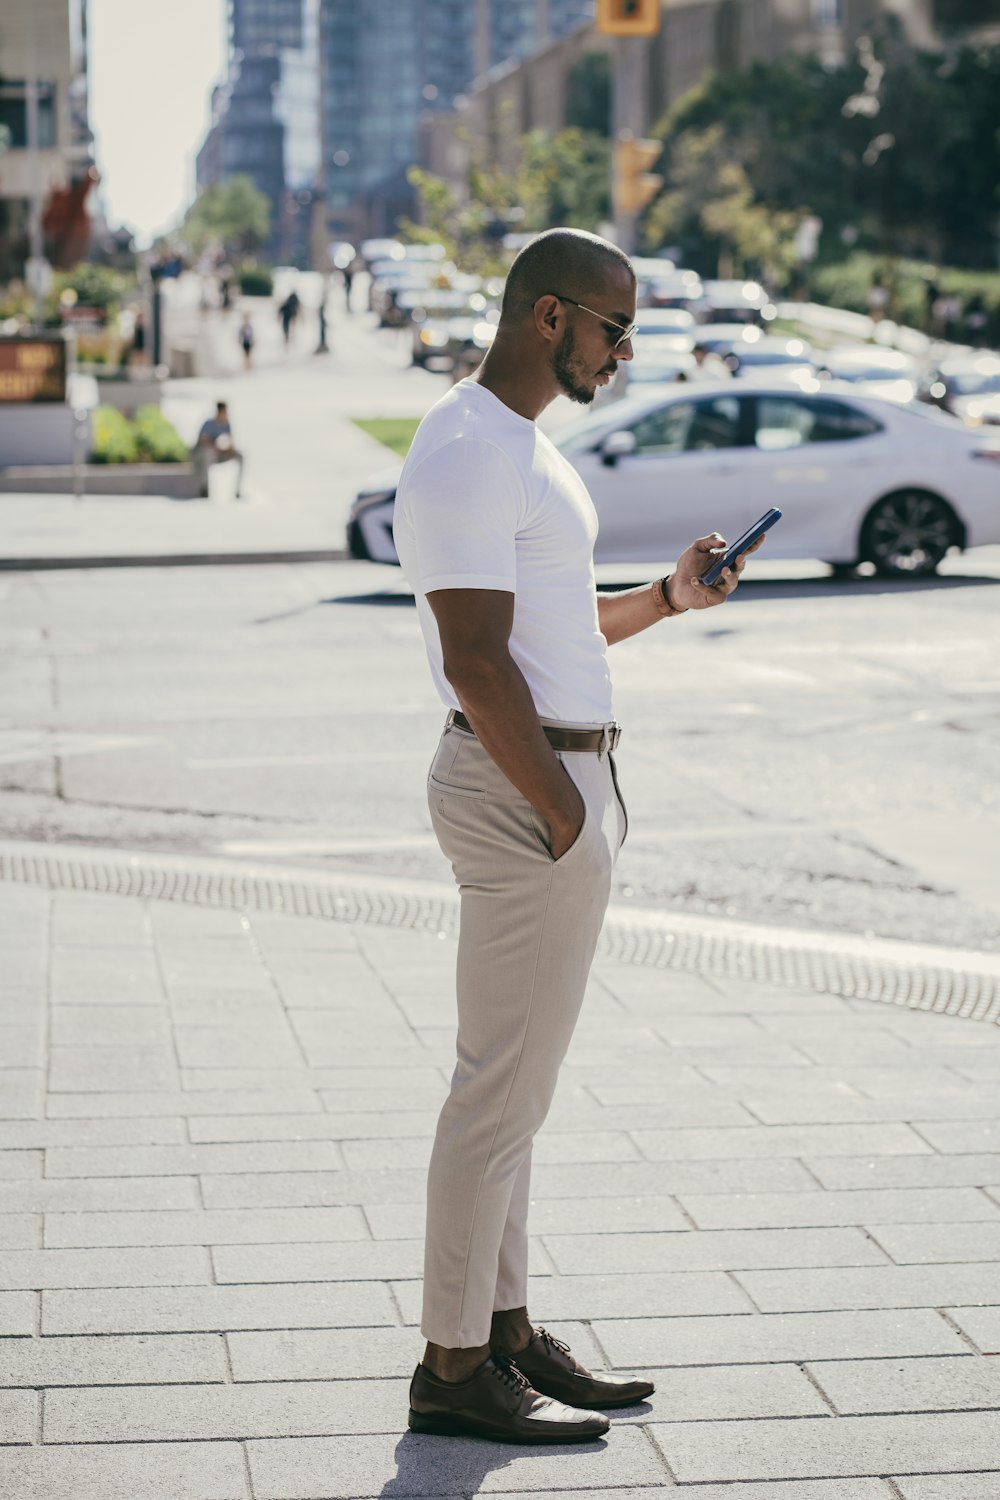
[{"xmin": 399, "ymin": 437, "xmax": 524, "ymax": 593}]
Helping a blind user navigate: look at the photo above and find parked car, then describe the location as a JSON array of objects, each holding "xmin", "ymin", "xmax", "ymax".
[
  {"xmin": 816, "ymin": 345, "xmax": 918, "ymax": 405},
  {"xmin": 632, "ymin": 258, "xmax": 703, "ymax": 310},
  {"xmin": 348, "ymin": 383, "xmax": 1000, "ymax": 579},
  {"xmin": 918, "ymin": 354, "xmax": 1000, "ymax": 426},
  {"xmin": 633, "ymin": 308, "xmax": 696, "ymax": 342},
  {"xmin": 726, "ymin": 334, "xmax": 816, "ymax": 386},
  {"xmin": 693, "ymin": 279, "xmax": 776, "ymax": 324}
]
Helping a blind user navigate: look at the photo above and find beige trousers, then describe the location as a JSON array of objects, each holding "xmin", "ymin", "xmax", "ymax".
[{"xmin": 422, "ymin": 720, "xmax": 627, "ymax": 1348}]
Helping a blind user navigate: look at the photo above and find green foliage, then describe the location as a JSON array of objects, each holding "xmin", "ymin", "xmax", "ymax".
[
  {"xmin": 51, "ymin": 264, "xmax": 133, "ymax": 317},
  {"xmin": 180, "ymin": 175, "xmax": 271, "ymax": 258},
  {"xmin": 133, "ymin": 406, "xmax": 188, "ymax": 463},
  {"xmin": 89, "ymin": 405, "xmax": 138, "ymax": 464},
  {"xmin": 566, "ymin": 52, "xmax": 611, "ymax": 136},
  {"xmin": 646, "ymin": 39, "xmax": 1000, "ymax": 272},
  {"xmin": 403, "ymin": 127, "xmax": 611, "ymax": 273},
  {"xmin": 89, "ymin": 405, "xmax": 187, "ymax": 465},
  {"xmin": 645, "ymin": 124, "xmax": 800, "ymax": 281},
  {"xmin": 812, "ymin": 254, "xmax": 1000, "ymax": 343},
  {"xmin": 352, "ymin": 417, "xmax": 421, "ymax": 459},
  {"xmin": 236, "ymin": 264, "xmax": 274, "ymax": 296}
]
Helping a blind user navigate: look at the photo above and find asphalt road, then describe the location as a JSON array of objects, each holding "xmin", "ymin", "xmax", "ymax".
[{"xmin": 2, "ymin": 548, "xmax": 999, "ymax": 953}]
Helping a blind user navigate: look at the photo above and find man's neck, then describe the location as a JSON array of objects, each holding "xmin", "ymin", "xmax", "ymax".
[{"xmin": 471, "ymin": 345, "xmax": 557, "ymax": 423}]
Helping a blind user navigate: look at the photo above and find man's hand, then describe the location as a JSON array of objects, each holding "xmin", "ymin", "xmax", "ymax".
[
  {"xmin": 668, "ymin": 531, "xmax": 766, "ymax": 611},
  {"xmin": 542, "ymin": 788, "xmax": 586, "ymax": 862}
]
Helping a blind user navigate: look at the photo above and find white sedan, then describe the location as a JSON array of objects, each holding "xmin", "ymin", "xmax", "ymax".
[{"xmin": 347, "ymin": 382, "xmax": 1000, "ymax": 579}]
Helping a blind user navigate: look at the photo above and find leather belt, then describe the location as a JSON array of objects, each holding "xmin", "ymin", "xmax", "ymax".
[{"xmin": 449, "ymin": 708, "xmax": 621, "ymax": 755}]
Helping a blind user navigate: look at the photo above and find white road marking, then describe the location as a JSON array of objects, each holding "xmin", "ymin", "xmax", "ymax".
[{"xmin": 0, "ymin": 733, "xmax": 154, "ymax": 766}]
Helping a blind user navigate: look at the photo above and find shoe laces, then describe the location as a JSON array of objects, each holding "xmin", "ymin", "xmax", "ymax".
[
  {"xmin": 537, "ymin": 1327, "xmax": 571, "ymax": 1357},
  {"xmin": 491, "ymin": 1351, "xmax": 531, "ymax": 1394}
]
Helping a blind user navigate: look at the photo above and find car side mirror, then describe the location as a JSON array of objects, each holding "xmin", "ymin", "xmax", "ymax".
[{"xmin": 600, "ymin": 429, "xmax": 637, "ymax": 466}]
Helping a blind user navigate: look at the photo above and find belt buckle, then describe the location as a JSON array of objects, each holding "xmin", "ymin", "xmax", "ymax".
[{"xmin": 600, "ymin": 721, "xmax": 621, "ymax": 756}]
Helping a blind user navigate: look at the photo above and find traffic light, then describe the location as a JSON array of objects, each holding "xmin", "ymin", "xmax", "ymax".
[
  {"xmin": 597, "ymin": 0, "xmax": 660, "ymax": 36},
  {"xmin": 615, "ymin": 136, "xmax": 662, "ymax": 216}
]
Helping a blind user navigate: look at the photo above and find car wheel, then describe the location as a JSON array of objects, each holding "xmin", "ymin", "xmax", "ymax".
[{"xmin": 859, "ymin": 490, "xmax": 960, "ymax": 579}]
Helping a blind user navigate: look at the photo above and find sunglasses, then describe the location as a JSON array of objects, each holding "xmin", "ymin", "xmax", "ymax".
[{"xmin": 550, "ymin": 293, "xmax": 637, "ymax": 350}]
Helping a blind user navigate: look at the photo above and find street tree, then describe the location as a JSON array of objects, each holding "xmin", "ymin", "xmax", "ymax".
[{"xmin": 180, "ymin": 176, "xmax": 271, "ymax": 260}]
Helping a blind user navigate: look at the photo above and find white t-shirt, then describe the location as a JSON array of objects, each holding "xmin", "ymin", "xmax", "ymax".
[{"xmin": 394, "ymin": 380, "xmax": 613, "ymax": 725}]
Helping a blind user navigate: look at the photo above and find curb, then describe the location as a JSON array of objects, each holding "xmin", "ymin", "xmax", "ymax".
[
  {"xmin": 0, "ymin": 548, "xmax": 350, "ymax": 572},
  {"xmin": 2, "ymin": 838, "xmax": 998, "ymax": 1024}
]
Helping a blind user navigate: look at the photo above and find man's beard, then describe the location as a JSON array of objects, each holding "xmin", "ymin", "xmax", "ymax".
[{"xmin": 552, "ymin": 325, "xmax": 597, "ymax": 405}]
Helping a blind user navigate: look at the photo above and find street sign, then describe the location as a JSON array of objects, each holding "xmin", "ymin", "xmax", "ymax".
[
  {"xmin": 597, "ymin": 0, "xmax": 660, "ymax": 36},
  {"xmin": 0, "ymin": 336, "xmax": 67, "ymax": 403}
]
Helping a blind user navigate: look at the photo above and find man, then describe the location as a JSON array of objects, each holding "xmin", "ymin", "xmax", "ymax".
[
  {"xmin": 192, "ymin": 402, "xmax": 243, "ymax": 499},
  {"xmin": 394, "ymin": 228, "xmax": 761, "ymax": 1446}
]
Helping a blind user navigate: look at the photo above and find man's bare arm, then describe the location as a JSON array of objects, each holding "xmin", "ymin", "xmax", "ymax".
[
  {"xmin": 426, "ymin": 588, "xmax": 584, "ymax": 859},
  {"xmin": 598, "ymin": 531, "xmax": 764, "ymax": 645}
]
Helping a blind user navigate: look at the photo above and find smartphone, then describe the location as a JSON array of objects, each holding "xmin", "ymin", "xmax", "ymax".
[{"xmin": 699, "ymin": 507, "xmax": 782, "ymax": 587}]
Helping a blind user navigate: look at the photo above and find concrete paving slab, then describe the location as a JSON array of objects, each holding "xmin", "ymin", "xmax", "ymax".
[
  {"xmin": 733, "ymin": 1261, "xmax": 1000, "ymax": 1312},
  {"xmin": 652, "ymin": 1411, "xmax": 1000, "ymax": 1483},
  {"xmin": 0, "ymin": 1175, "xmax": 201, "ymax": 1213},
  {"xmin": 0, "ymin": 1332, "xmax": 227, "ymax": 1386},
  {"xmin": 42, "ymin": 1278, "xmax": 397, "ymax": 1334},
  {"xmin": 678, "ymin": 1187, "xmax": 1000, "ymax": 1229},
  {"xmin": 0, "ymin": 1389, "xmax": 36, "ymax": 1443},
  {"xmin": 944, "ymin": 1306, "xmax": 1000, "ymax": 1352},
  {"xmin": 594, "ymin": 1309, "xmax": 967, "ymax": 1367},
  {"xmin": 632, "ymin": 1123, "xmax": 932, "ymax": 1161},
  {"xmin": 43, "ymin": 1206, "xmax": 367, "ymax": 1248},
  {"xmin": 542, "ymin": 1227, "xmax": 887, "ymax": 1275},
  {"xmin": 0, "ymin": 1245, "xmax": 211, "ymax": 1289},
  {"xmin": 807, "ymin": 1354, "xmax": 1000, "ymax": 1414},
  {"xmin": 0, "ymin": 1441, "xmax": 249, "ymax": 1499},
  {"xmin": 866, "ymin": 1220, "xmax": 1000, "ymax": 1263}
]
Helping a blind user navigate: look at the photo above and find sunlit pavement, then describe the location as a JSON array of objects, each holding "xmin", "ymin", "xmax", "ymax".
[{"xmin": 2, "ymin": 288, "xmax": 1000, "ymax": 1497}]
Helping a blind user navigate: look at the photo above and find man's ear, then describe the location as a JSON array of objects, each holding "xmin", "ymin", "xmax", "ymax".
[{"xmin": 534, "ymin": 294, "xmax": 561, "ymax": 343}]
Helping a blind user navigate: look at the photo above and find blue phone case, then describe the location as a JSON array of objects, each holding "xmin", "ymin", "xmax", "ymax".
[{"xmin": 700, "ymin": 507, "xmax": 782, "ymax": 586}]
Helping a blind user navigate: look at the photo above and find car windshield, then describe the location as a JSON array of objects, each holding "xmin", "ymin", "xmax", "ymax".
[{"xmin": 630, "ymin": 364, "xmax": 687, "ymax": 383}]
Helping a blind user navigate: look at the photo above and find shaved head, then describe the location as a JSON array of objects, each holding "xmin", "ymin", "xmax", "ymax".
[{"xmin": 501, "ymin": 228, "xmax": 634, "ymax": 324}]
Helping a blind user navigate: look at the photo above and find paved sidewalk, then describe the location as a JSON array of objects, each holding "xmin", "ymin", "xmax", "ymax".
[{"xmin": 2, "ymin": 874, "xmax": 1000, "ymax": 1497}]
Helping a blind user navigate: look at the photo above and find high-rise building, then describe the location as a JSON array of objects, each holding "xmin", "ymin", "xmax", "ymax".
[
  {"xmin": 319, "ymin": 0, "xmax": 477, "ymax": 241},
  {"xmin": 196, "ymin": 0, "xmax": 320, "ymax": 266},
  {"xmin": 0, "ymin": 0, "xmax": 93, "ymax": 282},
  {"xmin": 317, "ymin": 0, "xmax": 593, "ymax": 242}
]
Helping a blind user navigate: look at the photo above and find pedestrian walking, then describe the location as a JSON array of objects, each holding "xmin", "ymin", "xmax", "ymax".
[
  {"xmin": 238, "ymin": 314, "xmax": 255, "ymax": 371},
  {"xmin": 278, "ymin": 290, "xmax": 300, "ymax": 345},
  {"xmin": 342, "ymin": 260, "xmax": 355, "ymax": 312},
  {"xmin": 394, "ymin": 228, "xmax": 761, "ymax": 1446}
]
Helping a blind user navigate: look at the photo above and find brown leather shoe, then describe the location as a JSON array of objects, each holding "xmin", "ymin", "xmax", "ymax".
[
  {"xmin": 408, "ymin": 1352, "xmax": 610, "ymax": 1444},
  {"xmin": 505, "ymin": 1327, "xmax": 655, "ymax": 1410}
]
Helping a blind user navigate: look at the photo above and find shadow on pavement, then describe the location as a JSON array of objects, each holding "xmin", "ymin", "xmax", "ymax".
[{"xmin": 377, "ymin": 1431, "xmax": 610, "ymax": 1497}]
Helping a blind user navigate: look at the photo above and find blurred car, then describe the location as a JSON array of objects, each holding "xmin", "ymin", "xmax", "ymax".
[
  {"xmin": 687, "ymin": 323, "xmax": 757, "ymax": 359},
  {"xmin": 816, "ymin": 345, "xmax": 918, "ymax": 405},
  {"xmin": 633, "ymin": 308, "xmax": 696, "ymax": 343},
  {"xmin": 918, "ymin": 354, "xmax": 1000, "ymax": 426},
  {"xmin": 348, "ymin": 383, "xmax": 1000, "ymax": 578},
  {"xmin": 726, "ymin": 333, "xmax": 816, "ymax": 386},
  {"xmin": 411, "ymin": 305, "xmax": 499, "ymax": 369},
  {"xmin": 693, "ymin": 279, "xmax": 776, "ymax": 324},
  {"xmin": 594, "ymin": 348, "xmax": 697, "ymax": 405},
  {"xmin": 360, "ymin": 238, "xmax": 405, "ymax": 269}
]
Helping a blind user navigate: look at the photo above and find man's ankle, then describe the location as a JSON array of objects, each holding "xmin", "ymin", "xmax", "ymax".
[
  {"xmin": 490, "ymin": 1309, "xmax": 534, "ymax": 1355},
  {"xmin": 422, "ymin": 1341, "xmax": 490, "ymax": 1383}
]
